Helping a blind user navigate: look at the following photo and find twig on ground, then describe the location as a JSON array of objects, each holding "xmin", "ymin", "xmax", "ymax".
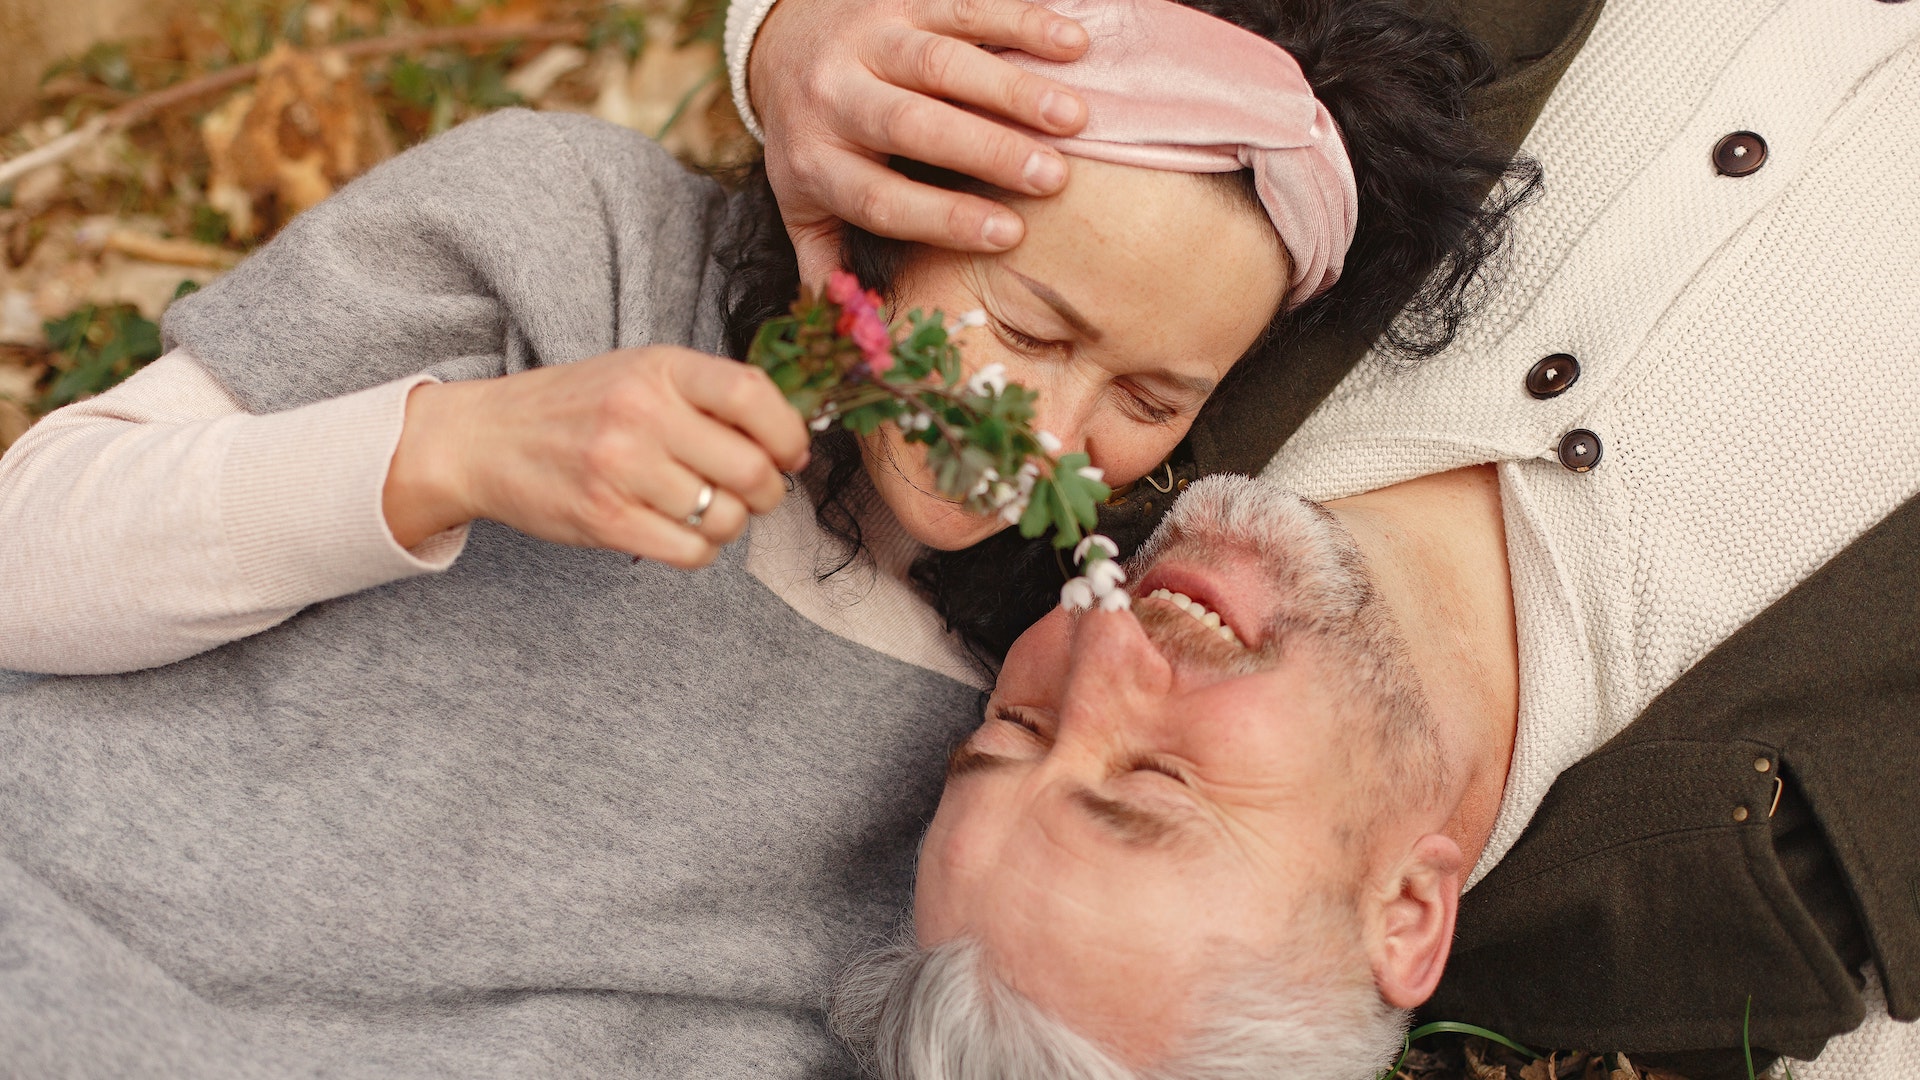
[
  {"xmin": 0, "ymin": 22, "xmax": 589, "ymax": 189},
  {"xmin": 101, "ymin": 230, "xmax": 240, "ymax": 269}
]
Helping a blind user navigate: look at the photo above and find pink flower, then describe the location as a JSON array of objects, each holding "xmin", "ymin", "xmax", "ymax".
[
  {"xmin": 851, "ymin": 314, "xmax": 895, "ymax": 372},
  {"xmin": 825, "ymin": 270, "xmax": 863, "ymax": 307},
  {"xmin": 827, "ymin": 270, "xmax": 895, "ymax": 372}
]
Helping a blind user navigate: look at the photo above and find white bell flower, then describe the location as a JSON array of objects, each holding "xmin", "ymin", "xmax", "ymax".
[
  {"xmin": 1060, "ymin": 577, "xmax": 1095, "ymax": 611},
  {"xmin": 966, "ymin": 363, "xmax": 1009, "ymax": 397},
  {"xmin": 1084, "ymin": 558, "xmax": 1127, "ymax": 595},
  {"xmin": 1074, "ymin": 534, "xmax": 1120, "ymax": 564}
]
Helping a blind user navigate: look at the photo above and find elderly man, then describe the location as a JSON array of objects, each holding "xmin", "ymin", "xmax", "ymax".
[
  {"xmin": 728, "ymin": 0, "xmax": 1920, "ymax": 1073},
  {"xmin": 842, "ymin": 470, "xmax": 1509, "ymax": 1077},
  {"xmin": 835, "ymin": 467, "xmax": 1918, "ymax": 1079}
]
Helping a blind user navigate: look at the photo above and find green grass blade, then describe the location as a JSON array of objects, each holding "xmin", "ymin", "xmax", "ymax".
[
  {"xmin": 1745, "ymin": 996, "xmax": 1756, "ymax": 1080},
  {"xmin": 1378, "ymin": 1034, "xmax": 1414, "ymax": 1080},
  {"xmin": 1405, "ymin": 1021, "xmax": 1542, "ymax": 1061},
  {"xmin": 1374, "ymin": 1020, "xmax": 1542, "ymax": 1079}
]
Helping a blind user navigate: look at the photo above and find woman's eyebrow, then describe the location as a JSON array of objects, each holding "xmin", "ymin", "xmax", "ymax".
[
  {"xmin": 1006, "ymin": 269, "xmax": 1105, "ymax": 343},
  {"xmin": 1151, "ymin": 371, "xmax": 1220, "ymax": 400}
]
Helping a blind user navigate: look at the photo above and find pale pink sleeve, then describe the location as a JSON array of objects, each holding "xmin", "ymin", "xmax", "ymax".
[{"xmin": 0, "ymin": 350, "xmax": 468, "ymax": 675}]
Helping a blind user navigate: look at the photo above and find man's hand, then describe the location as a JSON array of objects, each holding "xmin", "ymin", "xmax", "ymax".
[{"xmin": 748, "ymin": 0, "xmax": 1091, "ymax": 284}]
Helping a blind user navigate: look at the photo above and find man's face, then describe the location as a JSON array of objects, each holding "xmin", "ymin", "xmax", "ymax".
[{"xmin": 914, "ymin": 478, "xmax": 1419, "ymax": 1064}]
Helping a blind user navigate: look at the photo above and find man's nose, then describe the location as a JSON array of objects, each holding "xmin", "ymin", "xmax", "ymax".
[{"xmin": 1057, "ymin": 607, "xmax": 1175, "ymax": 734}]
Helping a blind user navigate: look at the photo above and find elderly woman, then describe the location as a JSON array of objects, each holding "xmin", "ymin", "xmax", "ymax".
[{"xmin": 0, "ymin": 0, "xmax": 1528, "ymax": 1074}]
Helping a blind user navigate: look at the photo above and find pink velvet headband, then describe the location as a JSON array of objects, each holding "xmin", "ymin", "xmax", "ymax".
[{"xmin": 992, "ymin": 0, "xmax": 1359, "ymax": 308}]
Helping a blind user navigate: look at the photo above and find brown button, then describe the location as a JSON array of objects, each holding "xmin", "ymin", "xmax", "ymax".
[
  {"xmin": 1755, "ymin": 757, "xmax": 1772, "ymax": 773},
  {"xmin": 1713, "ymin": 132, "xmax": 1768, "ymax": 177},
  {"xmin": 1526, "ymin": 354, "xmax": 1581, "ymax": 399},
  {"xmin": 1557, "ymin": 429, "xmax": 1602, "ymax": 472},
  {"xmin": 1733, "ymin": 806, "xmax": 1750, "ymax": 823}
]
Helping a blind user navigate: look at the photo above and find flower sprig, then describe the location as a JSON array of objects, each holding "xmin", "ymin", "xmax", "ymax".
[{"xmin": 748, "ymin": 271, "xmax": 1129, "ymax": 611}]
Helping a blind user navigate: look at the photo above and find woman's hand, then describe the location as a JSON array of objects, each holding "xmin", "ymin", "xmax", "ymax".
[
  {"xmin": 748, "ymin": 0, "xmax": 1092, "ymax": 283},
  {"xmin": 383, "ymin": 348, "xmax": 812, "ymax": 568}
]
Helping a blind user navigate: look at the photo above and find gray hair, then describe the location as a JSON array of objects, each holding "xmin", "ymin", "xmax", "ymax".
[{"xmin": 829, "ymin": 936, "xmax": 1408, "ymax": 1080}]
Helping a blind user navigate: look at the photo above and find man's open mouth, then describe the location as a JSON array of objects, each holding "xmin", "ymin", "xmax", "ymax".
[{"xmin": 1140, "ymin": 587, "xmax": 1244, "ymax": 648}]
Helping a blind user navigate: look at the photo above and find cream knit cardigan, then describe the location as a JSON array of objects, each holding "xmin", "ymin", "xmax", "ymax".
[{"xmin": 1260, "ymin": 0, "xmax": 1920, "ymax": 1072}]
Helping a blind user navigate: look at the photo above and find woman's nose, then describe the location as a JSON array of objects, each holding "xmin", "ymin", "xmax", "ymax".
[{"xmin": 1029, "ymin": 380, "xmax": 1100, "ymax": 456}]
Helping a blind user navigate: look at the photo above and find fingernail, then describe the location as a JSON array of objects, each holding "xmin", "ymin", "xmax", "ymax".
[
  {"xmin": 1049, "ymin": 21, "xmax": 1088, "ymax": 50},
  {"xmin": 796, "ymin": 449, "xmax": 812, "ymax": 472},
  {"xmin": 1039, "ymin": 90, "xmax": 1081, "ymax": 130},
  {"xmin": 1022, "ymin": 150, "xmax": 1066, "ymax": 193},
  {"xmin": 981, "ymin": 212, "xmax": 1021, "ymax": 249}
]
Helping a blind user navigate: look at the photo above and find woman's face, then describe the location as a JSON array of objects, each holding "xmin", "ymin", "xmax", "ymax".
[{"xmin": 865, "ymin": 157, "xmax": 1289, "ymax": 550}]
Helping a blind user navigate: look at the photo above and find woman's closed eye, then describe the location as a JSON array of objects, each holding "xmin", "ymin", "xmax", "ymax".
[
  {"xmin": 991, "ymin": 318, "xmax": 1067, "ymax": 356},
  {"xmin": 1114, "ymin": 382, "xmax": 1182, "ymax": 425}
]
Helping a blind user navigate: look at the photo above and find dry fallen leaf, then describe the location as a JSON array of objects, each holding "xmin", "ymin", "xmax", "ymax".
[
  {"xmin": 1464, "ymin": 1041, "xmax": 1509, "ymax": 1080},
  {"xmin": 202, "ymin": 42, "xmax": 395, "ymax": 240},
  {"xmin": 505, "ymin": 44, "xmax": 590, "ymax": 101},
  {"xmin": 0, "ymin": 289, "xmax": 42, "ymax": 345},
  {"xmin": 1517, "ymin": 1053, "xmax": 1555, "ymax": 1080},
  {"xmin": 0, "ymin": 346, "xmax": 44, "ymax": 450}
]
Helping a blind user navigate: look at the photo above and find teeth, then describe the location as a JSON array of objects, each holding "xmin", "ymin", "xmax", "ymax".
[{"xmin": 1145, "ymin": 589, "xmax": 1244, "ymax": 647}]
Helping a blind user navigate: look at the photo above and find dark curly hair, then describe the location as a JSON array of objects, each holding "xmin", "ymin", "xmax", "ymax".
[{"xmin": 716, "ymin": 0, "xmax": 1540, "ymax": 662}]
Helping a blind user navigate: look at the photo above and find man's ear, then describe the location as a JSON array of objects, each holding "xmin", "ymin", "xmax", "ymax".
[{"xmin": 1367, "ymin": 833, "xmax": 1464, "ymax": 1009}]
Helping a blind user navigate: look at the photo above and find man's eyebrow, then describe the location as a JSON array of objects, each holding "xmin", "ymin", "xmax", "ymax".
[
  {"xmin": 1006, "ymin": 269, "xmax": 1105, "ymax": 343},
  {"xmin": 946, "ymin": 741, "xmax": 1018, "ymax": 780},
  {"xmin": 1070, "ymin": 787, "xmax": 1189, "ymax": 847}
]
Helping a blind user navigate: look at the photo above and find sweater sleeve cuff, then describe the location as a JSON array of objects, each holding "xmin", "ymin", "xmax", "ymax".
[
  {"xmin": 725, "ymin": 0, "xmax": 782, "ymax": 142},
  {"xmin": 219, "ymin": 374, "xmax": 469, "ymax": 611}
]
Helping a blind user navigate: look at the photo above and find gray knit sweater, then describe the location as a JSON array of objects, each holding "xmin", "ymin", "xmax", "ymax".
[{"xmin": 0, "ymin": 110, "xmax": 982, "ymax": 1079}]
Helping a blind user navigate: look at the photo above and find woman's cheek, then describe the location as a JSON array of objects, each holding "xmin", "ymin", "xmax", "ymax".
[
  {"xmin": 856, "ymin": 427, "xmax": 1003, "ymax": 550},
  {"xmin": 1084, "ymin": 413, "xmax": 1193, "ymax": 487}
]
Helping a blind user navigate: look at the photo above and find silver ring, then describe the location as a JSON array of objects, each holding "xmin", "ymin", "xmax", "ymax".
[{"xmin": 684, "ymin": 483, "xmax": 714, "ymax": 529}]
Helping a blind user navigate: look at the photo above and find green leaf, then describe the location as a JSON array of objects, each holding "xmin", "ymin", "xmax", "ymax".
[
  {"xmin": 1017, "ymin": 485, "xmax": 1054, "ymax": 539},
  {"xmin": 589, "ymin": 7, "xmax": 649, "ymax": 60},
  {"xmin": 37, "ymin": 304, "xmax": 164, "ymax": 411},
  {"xmin": 42, "ymin": 310, "xmax": 91, "ymax": 353},
  {"xmin": 190, "ymin": 206, "xmax": 231, "ymax": 245},
  {"xmin": 1047, "ymin": 483, "xmax": 1083, "ymax": 548}
]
